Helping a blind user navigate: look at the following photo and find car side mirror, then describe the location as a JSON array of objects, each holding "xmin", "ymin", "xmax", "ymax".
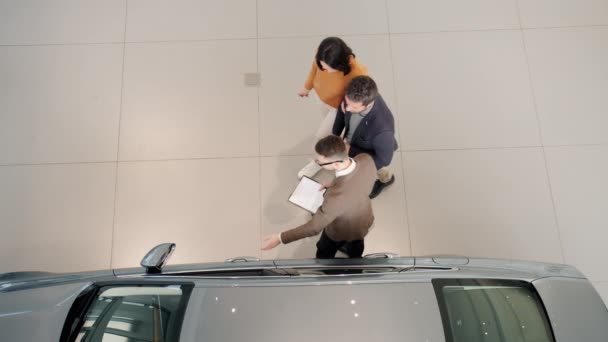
[{"xmin": 141, "ymin": 243, "xmax": 176, "ymax": 274}]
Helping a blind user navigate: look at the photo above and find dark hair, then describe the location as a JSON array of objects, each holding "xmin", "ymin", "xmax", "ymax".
[
  {"xmin": 315, "ymin": 135, "xmax": 347, "ymax": 159},
  {"xmin": 315, "ymin": 37, "xmax": 354, "ymax": 75},
  {"xmin": 345, "ymin": 76, "xmax": 378, "ymax": 106}
]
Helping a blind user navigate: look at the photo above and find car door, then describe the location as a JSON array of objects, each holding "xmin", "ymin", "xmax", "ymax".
[
  {"xmin": 533, "ymin": 277, "xmax": 608, "ymax": 341},
  {"xmin": 61, "ymin": 281, "xmax": 194, "ymax": 342},
  {"xmin": 432, "ymin": 278, "xmax": 555, "ymax": 342}
]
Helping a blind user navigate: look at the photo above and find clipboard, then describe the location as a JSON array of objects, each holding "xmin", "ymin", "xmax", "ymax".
[{"xmin": 288, "ymin": 176, "xmax": 326, "ymax": 214}]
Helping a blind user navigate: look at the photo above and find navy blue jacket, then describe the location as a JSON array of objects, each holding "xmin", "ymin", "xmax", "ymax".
[{"xmin": 332, "ymin": 95, "xmax": 398, "ymax": 170}]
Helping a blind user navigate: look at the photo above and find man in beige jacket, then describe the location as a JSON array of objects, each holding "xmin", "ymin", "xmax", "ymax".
[{"xmin": 261, "ymin": 135, "xmax": 377, "ymax": 258}]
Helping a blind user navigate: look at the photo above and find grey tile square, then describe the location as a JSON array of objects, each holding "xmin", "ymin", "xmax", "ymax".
[
  {"xmin": 244, "ymin": 73, "xmax": 261, "ymax": 87},
  {"xmin": 112, "ymin": 158, "xmax": 261, "ymax": 268},
  {"xmin": 387, "ymin": 0, "xmax": 520, "ymax": 33},
  {"xmin": 126, "ymin": 0, "xmax": 256, "ymax": 42},
  {"xmin": 0, "ymin": 0, "xmax": 126, "ymax": 45},
  {"xmin": 518, "ymin": 0, "xmax": 608, "ymax": 28},
  {"xmin": 366, "ymin": 153, "xmax": 411, "ymax": 256},
  {"xmin": 119, "ymin": 40, "xmax": 259, "ymax": 160},
  {"xmin": 392, "ymin": 31, "xmax": 540, "ymax": 150},
  {"xmin": 0, "ymin": 44, "xmax": 123, "ymax": 164},
  {"xmin": 524, "ymin": 27, "xmax": 608, "ymax": 146},
  {"xmin": 404, "ymin": 148, "xmax": 563, "ymax": 263},
  {"xmin": 0, "ymin": 163, "xmax": 116, "ymax": 273},
  {"xmin": 258, "ymin": 0, "xmax": 388, "ymax": 38}
]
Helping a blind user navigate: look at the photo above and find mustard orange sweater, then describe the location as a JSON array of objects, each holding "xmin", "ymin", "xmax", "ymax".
[{"xmin": 304, "ymin": 56, "xmax": 368, "ymax": 109}]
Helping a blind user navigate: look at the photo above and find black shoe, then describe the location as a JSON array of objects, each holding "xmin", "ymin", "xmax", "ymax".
[{"xmin": 369, "ymin": 175, "xmax": 395, "ymax": 199}]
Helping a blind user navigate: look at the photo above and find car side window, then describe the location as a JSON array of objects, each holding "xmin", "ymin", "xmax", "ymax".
[
  {"xmin": 74, "ymin": 285, "xmax": 189, "ymax": 342},
  {"xmin": 433, "ymin": 279, "xmax": 555, "ymax": 342}
]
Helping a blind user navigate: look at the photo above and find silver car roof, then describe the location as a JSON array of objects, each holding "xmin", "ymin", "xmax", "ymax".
[
  {"xmin": 1, "ymin": 255, "xmax": 586, "ymax": 293},
  {"xmin": 113, "ymin": 256, "xmax": 585, "ymax": 285}
]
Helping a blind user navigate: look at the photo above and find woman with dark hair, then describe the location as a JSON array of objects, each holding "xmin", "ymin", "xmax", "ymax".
[
  {"xmin": 297, "ymin": 37, "xmax": 368, "ymax": 178},
  {"xmin": 298, "ymin": 37, "xmax": 368, "ymax": 138}
]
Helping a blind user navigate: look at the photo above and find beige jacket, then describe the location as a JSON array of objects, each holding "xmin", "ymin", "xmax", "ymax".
[{"xmin": 281, "ymin": 154, "xmax": 377, "ymax": 244}]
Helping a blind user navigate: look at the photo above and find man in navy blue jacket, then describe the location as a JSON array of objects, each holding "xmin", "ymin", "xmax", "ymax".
[{"xmin": 332, "ymin": 76, "xmax": 398, "ymax": 198}]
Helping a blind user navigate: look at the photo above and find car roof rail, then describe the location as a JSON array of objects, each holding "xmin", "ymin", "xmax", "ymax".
[
  {"xmin": 225, "ymin": 256, "xmax": 260, "ymax": 263},
  {"xmin": 363, "ymin": 252, "xmax": 399, "ymax": 259},
  {"xmin": 141, "ymin": 243, "xmax": 176, "ymax": 274}
]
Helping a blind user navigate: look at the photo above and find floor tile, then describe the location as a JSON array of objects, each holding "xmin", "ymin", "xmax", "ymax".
[
  {"xmin": 392, "ymin": 31, "xmax": 540, "ymax": 150},
  {"xmin": 119, "ymin": 40, "xmax": 259, "ymax": 160},
  {"xmin": 518, "ymin": 0, "xmax": 608, "ymax": 28},
  {"xmin": 258, "ymin": 0, "xmax": 388, "ymax": 38},
  {"xmin": 524, "ymin": 27, "xmax": 608, "ymax": 145},
  {"xmin": 126, "ymin": 0, "xmax": 256, "ymax": 42},
  {"xmin": 112, "ymin": 158, "xmax": 261, "ymax": 268},
  {"xmin": 366, "ymin": 153, "xmax": 411, "ymax": 256},
  {"xmin": 404, "ymin": 148, "xmax": 563, "ymax": 263},
  {"xmin": 0, "ymin": 44, "xmax": 123, "ymax": 164},
  {"xmin": 0, "ymin": 0, "xmax": 126, "ymax": 45},
  {"xmin": 387, "ymin": 0, "xmax": 519, "ymax": 33},
  {"xmin": 0, "ymin": 163, "xmax": 116, "ymax": 273}
]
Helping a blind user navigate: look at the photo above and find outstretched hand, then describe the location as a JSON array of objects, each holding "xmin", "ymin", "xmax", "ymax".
[
  {"xmin": 297, "ymin": 88, "xmax": 310, "ymax": 97},
  {"xmin": 261, "ymin": 234, "xmax": 281, "ymax": 251}
]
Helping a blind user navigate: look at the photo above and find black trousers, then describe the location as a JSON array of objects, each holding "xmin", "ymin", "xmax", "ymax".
[{"xmin": 316, "ymin": 230, "xmax": 364, "ymax": 259}]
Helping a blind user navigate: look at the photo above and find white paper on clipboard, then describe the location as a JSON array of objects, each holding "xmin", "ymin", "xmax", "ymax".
[{"xmin": 288, "ymin": 176, "xmax": 326, "ymax": 213}]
